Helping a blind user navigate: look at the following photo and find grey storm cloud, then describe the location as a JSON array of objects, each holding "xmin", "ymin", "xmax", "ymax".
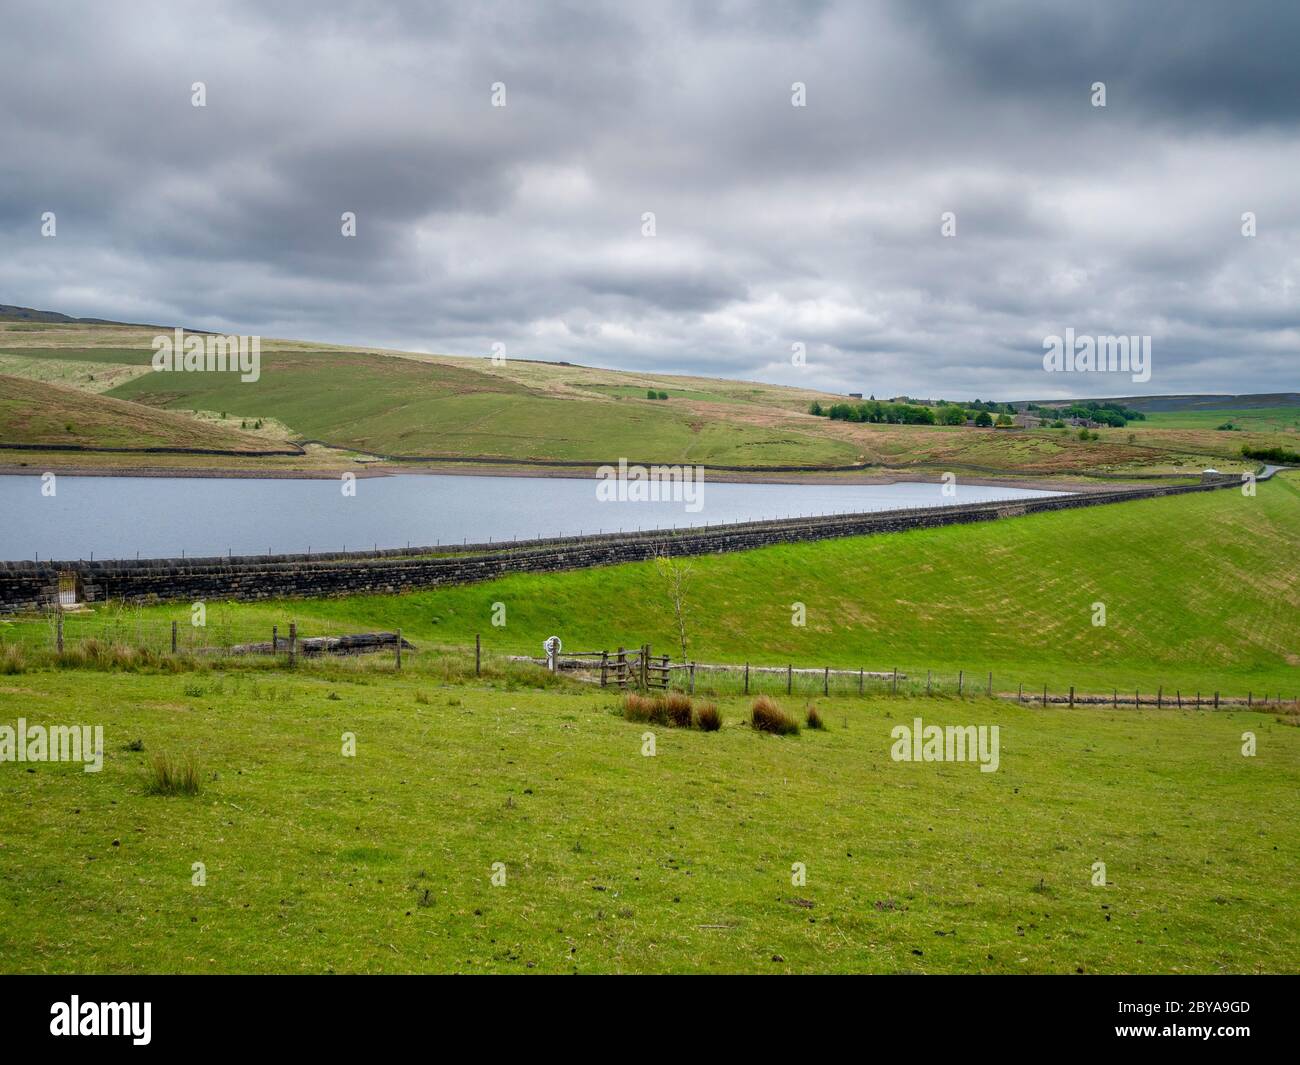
[{"xmin": 0, "ymin": 0, "xmax": 1295, "ymax": 399}]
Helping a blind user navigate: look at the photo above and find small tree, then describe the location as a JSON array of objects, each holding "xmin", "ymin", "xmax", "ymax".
[
  {"xmin": 975, "ymin": 410, "xmax": 993, "ymax": 427},
  {"xmin": 654, "ymin": 549, "xmax": 694, "ymax": 661}
]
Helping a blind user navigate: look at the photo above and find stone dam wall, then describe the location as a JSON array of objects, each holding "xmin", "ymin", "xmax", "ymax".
[{"xmin": 0, "ymin": 475, "xmax": 1248, "ymax": 613}]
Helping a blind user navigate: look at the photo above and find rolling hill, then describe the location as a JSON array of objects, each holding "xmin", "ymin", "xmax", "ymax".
[
  {"xmin": 0, "ymin": 374, "xmax": 282, "ymax": 452},
  {"xmin": 0, "ymin": 311, "xmax": 1295, "ymax": 476}
]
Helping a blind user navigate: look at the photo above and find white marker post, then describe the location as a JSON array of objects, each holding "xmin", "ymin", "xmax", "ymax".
[{"xmin": 543, "ymin": 635, "xmax": 562, "ymax": 672}]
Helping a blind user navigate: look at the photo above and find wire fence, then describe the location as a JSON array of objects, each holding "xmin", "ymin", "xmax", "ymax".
[{"xmin": 2, "ymin": 615, "xmax": 1296, "ymax": 711}]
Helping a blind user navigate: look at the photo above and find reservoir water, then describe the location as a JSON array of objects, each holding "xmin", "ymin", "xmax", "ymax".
[{"xmin": 0, "ymin": 473, "xmax": 1066, "ymax": 561}]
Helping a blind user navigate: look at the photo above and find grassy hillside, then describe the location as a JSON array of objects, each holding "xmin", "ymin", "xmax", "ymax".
[
  {"xmin": 1, "ymin": 319, "xmax": 1292, "ymax": 474},
  {"xmin": 1, "ymin": 664, "xmax": 1295, "ymax": 974},
  {"xmin": 105, "ymin": 349, "xmax": 860, "ymax": 466},
  {"xmin": 22, "ymin": 471, "xmax": 1298, "ymax": 696},
  {"xmin": 1141, "ymin": 407, "xmax": 1300, "ymax": 433},
  {"xmin": 0, "ymin": 375, "xmax": 276, "ymax": 451}
]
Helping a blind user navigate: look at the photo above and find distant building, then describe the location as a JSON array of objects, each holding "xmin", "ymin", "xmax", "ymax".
[{"xmin": 848, "ymin": 392, "xmax": 863, "ymax": 399}]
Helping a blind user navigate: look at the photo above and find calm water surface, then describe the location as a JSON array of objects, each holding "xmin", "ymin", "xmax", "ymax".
[{"xmin": 0, "ymin": 473, "xmax": 1066, "ymax": 561}]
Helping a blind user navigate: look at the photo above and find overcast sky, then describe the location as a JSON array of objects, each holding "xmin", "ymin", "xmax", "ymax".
[{"xmin": 1, "ymin": 0, "xmax": 1297, "ymax": 400}]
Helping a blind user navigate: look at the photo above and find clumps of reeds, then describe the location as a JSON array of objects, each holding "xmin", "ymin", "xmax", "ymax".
[
  {"xmin": 621, "ymin": 691, "xmax": 722, "ymax": 731},
  {"xmin": 145, "ymin": 752, "xmax": 202, "ymax": 796},
  {"xmin": 750, "ymin": 696, "xmax": 800, "ymax": 735}
]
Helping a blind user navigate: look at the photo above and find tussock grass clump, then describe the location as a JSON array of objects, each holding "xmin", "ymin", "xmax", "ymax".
[
  {"xmin": 56, "ymin": 638, "xmax": 166, "ymax": 672},
  {"xmin": 622, "ymin": 692, "xmax": 667, "ymax": 725},
  {"xmin": 805, "ymin": 703, "xmax": 825, "ymax": 730},
  {"xmin": 622, "ymin": 691, "xmax": 713, "ymax": 728},
  {"xmin": 663, "ymin": 692, "xmax": 694, "ymax": 728},
  {"xmin": 0, "ymin": 644, "xmax": 27, "ymax": 674},
  {"xmin": 145, "ymin": 752, "xmax": 202, "ymax": 796},
  {"xmin": 751, "ymin": 696, "xmax": 799, "ymax": 735},
  {"xmin": 695, "ymin": 701, "xmax": 722, "ymax": 731}
]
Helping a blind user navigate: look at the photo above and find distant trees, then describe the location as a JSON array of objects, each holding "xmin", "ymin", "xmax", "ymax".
[
  {"xmin": 647, "ymin": 390, "xmax": 669, "ymax": 400},
  {"xmin": 1242, "ymin": 444, "xmax": 1300, "ymax": 463},
  {"xmin": 810, "ymin": 400, "xmax": 936, "ymax": 425},
  {"xmin": 940, "ymin": 405, "xmax": 966, "ymax": 425},
  {"xmin": 994, "ymin": 413, "xmax": 1014, "ymax": 427},
  {"xmin": 974, "ymin": 411, "xmax": 993, "ymax": 427},
  {"xmin": 1056, "ymin": 400, "xmax": 1145, "ymax": 427}
]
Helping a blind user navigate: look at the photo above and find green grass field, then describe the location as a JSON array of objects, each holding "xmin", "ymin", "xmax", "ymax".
[
  {"xmin": 1140, "ymin": 407, "xmax": 1300, "ymax": 433},
  {"xmin": 1, "ymin": 660, "xmax": 1295, "ymax": 974}
]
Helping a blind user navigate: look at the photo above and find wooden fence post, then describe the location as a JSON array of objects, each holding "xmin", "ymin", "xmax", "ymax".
[
  {"xmin": 927, "ymin": 670, "xmax": 932, "ymax": 696},
  {"xmin": 1042, "ymin": 683, "xmax": 1048, "ymax": 706},
  {"xmin": 1214, "ymin": 690, "xmax": 1219, "ymax": 709},
  {"xmin": 601, "ymin": 651, "xmax": 608, "ymax": 687},
  {"xmin": 744, "ymin": 662, "xmax": 749, "ymax": 695},
  {"xmin": 892, "ymin": 668, "xmax": 898, "ymax": 696},
  {"xmin": 1113, "ymin": 688, "xmax": 1117, "ymax": 708},
  {"xmin": 1176, "ymin": 689, "xmax": 1181, "ymax": 708},
  {"xmin": 617, "ymin": 647, "xmax": 626, "ymax": 689},
  {"xmin": 824, "ymin": 667, "xmax": 829, "ymax": 696},
  {"xmin": 958, "ymin": 670, "xmax": 963, "ymax": 696},
  {"xmin": 859, "ymin": 668, "xmax": 864, "ymax": 696},
  {"xmin": 395, "ymin": 629, "xmax": 402, "ymax": 671},
  {"xmin": 1247, "ymin": 691, "xmax": 1252, "ymax": 707},
  {"xmin": 1018, "ymin": 682, "xmax": 1023, "ymax": 704},
  {"xmin": 475, "ymin": 633, "xmax": 481, "ymax": 676},
  {"xmin": 171, "ymin": 620, "xmax": 178, "ymax": 654},
  {"xmin": 1157, "ymin": 686, "xmax": 1162, "ymax": 709},
  {"xmin": 787, "ymin": 664, "xmax": 792, "ymax": 695},
  {"xmin": 1069, "ymin": 685, "xmax": 1075, "ymax": 708},
  {"xmin": 288, "ymin": 622, "xmax": 296, "ymax": 667},
  {"xmin": 56, "ymin": 611, "xmax": 64, "ymax": 654},
  {"xmin": 689, "ymin": 662, "xmax": 696, "ymax": 694},
  {"xmin": 987, "ymin": 671, "xmax": 992, "ymax": 696}
]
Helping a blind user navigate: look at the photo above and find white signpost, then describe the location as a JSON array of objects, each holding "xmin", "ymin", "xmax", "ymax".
[{"xmin": 543, "ymin": 635, "xmax": 562, "ymax": 672}]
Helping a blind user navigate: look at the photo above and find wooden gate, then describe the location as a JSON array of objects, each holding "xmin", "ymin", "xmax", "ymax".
[{"xmin": 604, "ymin": 644, "xmax": 670, "ymax": 690}]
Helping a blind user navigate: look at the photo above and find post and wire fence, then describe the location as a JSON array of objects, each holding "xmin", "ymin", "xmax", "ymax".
[{"xmin": 1, "ymin": 615, "xmax": 1296, "ymax": 711}]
